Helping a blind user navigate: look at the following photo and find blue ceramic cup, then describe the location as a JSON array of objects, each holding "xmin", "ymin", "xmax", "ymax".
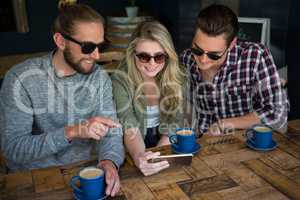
[
  {"xmin": 169, "ymin": 128, "xmax": 196, "ymax": 152},
  {"xmin": 71, "ymin": 167, "xmax": 105, "ymax": 200},
  {"xmin": 246, "ymin": 125, "xmax": 273, "ymax": 149}
]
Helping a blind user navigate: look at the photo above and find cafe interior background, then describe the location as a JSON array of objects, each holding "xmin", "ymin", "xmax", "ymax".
[{"xmin": 0, "ymin": 0, "xmax": 299, "ymax": 120}]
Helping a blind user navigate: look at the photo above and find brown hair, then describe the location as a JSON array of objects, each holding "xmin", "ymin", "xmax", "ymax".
[
  {"xmin": 52, "ymin": 4, "xmax": 104, "ymax": 36},
  {"xmin": 196, "ymin": 4, "xmax": 238, "ymax": 45}
]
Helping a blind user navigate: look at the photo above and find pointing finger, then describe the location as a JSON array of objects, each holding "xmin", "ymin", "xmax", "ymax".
[{"xmin": 94, "ymin": 117, "xmax": 121, "ymax": 128}]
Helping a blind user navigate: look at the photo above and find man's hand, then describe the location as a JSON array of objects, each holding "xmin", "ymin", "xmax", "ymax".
[
  {"xmin": 65, "ymin": 116, "xmax": 121, "ymax": 141},
  {"xmin": 134, "ymin": 151, "xmax": 170, "ymax": 176},
  {"xmin": 206, "ymin": 113, "xmax": 261, "ymax": 136},
  {"xmin": 205, "ymin": 121, "xmax": 223, "ymax": 136},
  {"xmin": 98, "ymin": 160, "xmax": 120, "ymax": 197}
]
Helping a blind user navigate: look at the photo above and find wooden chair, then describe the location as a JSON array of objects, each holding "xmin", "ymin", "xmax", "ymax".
[
  {"xmin": 0, "ymin": 52, "xmax": 47, "ymax": 78},
  {"xmin": 98, "ymin": 51, "xmax": 124, "ymax": 63},
  {"xmin": 97, "ymin": 51, "xmax": 125, "ymax": 70},
  {"xmin": 0, "ymin": 151, "xmax": 7, "ymax": 174},
  {"xmin": 288, "ymin": 119, "xmax": 300, "ymax": 134}
]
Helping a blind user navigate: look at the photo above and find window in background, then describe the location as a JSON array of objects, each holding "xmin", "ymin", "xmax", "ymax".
[
  {"xmin": 0, "ymin": 0, "xmax": 29, "ymax": 33},
  {"xmin": 238, "ymin": 17, "xmax": 271, "ymax": 49},
  {"xmin": 0, "ymin": 1, "xmax": 16, "ymax": 32}
]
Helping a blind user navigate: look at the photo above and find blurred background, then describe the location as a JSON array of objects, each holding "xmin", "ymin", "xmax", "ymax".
[{"xmin": 0, "ymin": 0, "xmax": 299, "ymax": 119}]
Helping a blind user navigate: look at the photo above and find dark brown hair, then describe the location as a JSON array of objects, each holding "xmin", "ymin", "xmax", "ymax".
[
  {"xmin": 52, "ymin": 4, "xmax": 104, "ymax": 36},
  {"xmin": 196, "ymin": 4, "xmax": 238, "ymax": 45}
]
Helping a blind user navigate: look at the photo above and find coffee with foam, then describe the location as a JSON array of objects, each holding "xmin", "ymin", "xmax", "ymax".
[
  {"xmin": 254, "ymin": 126, "xmax": 271, "ymax": 133},
  {"xmin": 80, "ymin": 168, "xmax": 103, "ymax": 179},
  {"xmin": 176, "ymin": 130, "xmax": 193, "ymax": 136}
]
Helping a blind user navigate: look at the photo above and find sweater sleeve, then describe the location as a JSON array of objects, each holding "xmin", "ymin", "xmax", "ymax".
[
  {"xmin": 95, "ymin": 71, "xmax": 125, "ymax": 168},
  {"xmin": 0, "ymin": 71, "xmax": 71, "ymax": 165}
]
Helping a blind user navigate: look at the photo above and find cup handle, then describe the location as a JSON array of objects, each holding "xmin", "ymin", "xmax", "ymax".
[
  {"xmin": 245, "ymin": 128, "xmax": 255, "ymax": 144},
  {"xmin": 168, "ymin": 132, "xmax": 177, "ymax": 144},
  {"xmin": 70, "ymin": 176, "xmax": 82, "ymax": 194}
]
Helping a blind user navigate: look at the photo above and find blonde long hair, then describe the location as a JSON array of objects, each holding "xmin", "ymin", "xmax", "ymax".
[{"xmin": 120, "ymin": 21, "xmax": 184, "ymax": 118}]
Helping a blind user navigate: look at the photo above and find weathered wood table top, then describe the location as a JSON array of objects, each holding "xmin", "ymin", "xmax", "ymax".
[{"xmin": 1, "ymin": 130, "xmax": 300, "ymax": 200}]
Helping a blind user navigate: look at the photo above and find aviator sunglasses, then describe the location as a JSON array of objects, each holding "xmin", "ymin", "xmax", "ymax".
[
  {"xmin": 191, "ymin": 45, "xmax": 228, "ymax": 61},
  {"xmin": 61, "ymin": 33, "xmax": 110, "ymax": 54},
  {"xmin": 135, "ymin": 51, "xmax": 168, "ymax": 64}
]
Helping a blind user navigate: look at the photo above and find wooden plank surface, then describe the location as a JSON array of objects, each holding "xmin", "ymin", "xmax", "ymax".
[
  {"xmin": 18, "ymin": 189, "xmax": 73, "ymax": 200},
  {"xmin": 262, "ymin": 148, "xmax": 300, "ymax": 170},
  {"xmin": 290, "ymin": 135, "xmax": 300, "ymax": 146},
  {"xmin": 184, "ymin": 156, "xmax": 217, "ymax": 179},
  {"xmin": 143, "ymin": 167, "xmax": 192, "ymax": 188},
  {"xmin": 244, "ymin": 186, "xmax": 289, "ymax": 200},
  {"xmin": 260, "ymin": 157, "xmax": 300, "ymax": 185},
  {"xmin": 276, "ymin": 136, "xmax": 300, "ymax": 160},
  {"xmin": 216, "ymin": 186, "xmax": 249, "ymax": 200},
  {"xmin": 217, "ymin": 185, "xmax": 289, "ymax": 200},
  {"xmin": 32, "ymin": 167, "xmax": 65, "ymax": 193},
  {"xmin": 121, "ymin": 178, "xmax": 155, "ymax": 200},
  {"xmin": 151, "ymin": 183, "xmax": 190, "ymax": 200},
  {"xmin": 202, "ymin": 149, "xmax": 261, "ymax": 174},
  {"xmin": 195, "ymin": 145, "xmax": 220, "ymax": 157},
  {"xmin": 210, "ymin": 138, "xmax": 245, "ymax": 153},
  {"xmin": 1, "ymin": 130, "xmax": 300, "ymax": 200},
  {"xmin": 178, "ymin": 174, "xmax": 238, "ymax": 198},
  {"xmin": 4, "ymin": 171, "xmax": 32, "ymax": 190},
  {"xmin": 197, "ymin": 192, "xmax": 223, "ymax": 200},
  {"xmin": 223, "ymin": 164, "xmax": 268, "ymax": 191},
  {"xmin": 1, "ymin": 171, "xmax": 33, "ymax": 200},
  {"xmin": 244, "ymin": 159, "xmax": 300, "ymax": 200}
]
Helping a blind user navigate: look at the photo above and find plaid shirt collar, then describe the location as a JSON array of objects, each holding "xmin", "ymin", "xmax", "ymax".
[{"xmin": 186, "ymin": 44, "xmax": 242, "ymax": 82}]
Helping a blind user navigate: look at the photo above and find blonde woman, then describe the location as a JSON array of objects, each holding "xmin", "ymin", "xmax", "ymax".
[{"xmin": 111, "ymin": 21, "xmax": 186, "ymax": 176}]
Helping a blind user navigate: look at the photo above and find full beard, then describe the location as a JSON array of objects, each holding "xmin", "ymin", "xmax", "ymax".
[{"xmin": 63, "ymin": 47, "xmax": 95, "ymax": 75}]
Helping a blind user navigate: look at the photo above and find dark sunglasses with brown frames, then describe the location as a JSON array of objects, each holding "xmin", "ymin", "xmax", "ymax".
[{"xmin": 134, "ymin": 51, "xmax": 168, "ymax": 64}]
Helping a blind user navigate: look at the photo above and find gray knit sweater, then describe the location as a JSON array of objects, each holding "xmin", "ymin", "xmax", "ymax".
[{"xmin": 0, "ymin": 52, "xmax": 124, "ymax": 171}]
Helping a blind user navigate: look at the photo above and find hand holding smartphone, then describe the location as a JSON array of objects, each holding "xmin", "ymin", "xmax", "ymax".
[{"xmin": 150, "ymin": 153, "xmax": 193, "ymax": 166}]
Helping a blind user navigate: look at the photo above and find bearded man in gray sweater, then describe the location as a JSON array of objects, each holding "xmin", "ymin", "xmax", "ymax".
[{"xmin": 0, "ymin": 4, "xmax": 124, "ymax": 197}]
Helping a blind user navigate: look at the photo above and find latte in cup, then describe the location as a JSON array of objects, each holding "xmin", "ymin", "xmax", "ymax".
[
  {"xmin": 176, "ymin": 130, "xmax": 193, "ymax": 135},
  {"xmin": 80, "ymin": 167, "xmax": 103, "ymax": 179},
  {"xmin": 254, "ymin": 126, "xmax": 271, "ymax": 133}
]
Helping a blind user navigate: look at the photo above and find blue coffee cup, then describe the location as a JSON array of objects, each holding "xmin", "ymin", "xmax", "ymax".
[
  {"xmin": 71, "ymin": 167, "xmax": 105, "ymax": 200},
  {"xmin": 246, "ymin": 125, "xmax": 273, "ymax": 149},
  {"xmin": 169, "ymin": 128, "xmax": 196, "ymax": 152}
]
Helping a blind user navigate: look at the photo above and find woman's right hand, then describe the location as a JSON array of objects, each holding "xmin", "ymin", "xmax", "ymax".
[{"xmin": 134, "ymin": 151, "xmax": 170, "ymax": 176}]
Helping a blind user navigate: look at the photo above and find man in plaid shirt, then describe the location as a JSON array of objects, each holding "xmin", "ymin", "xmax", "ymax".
[{"xmin": 180, "ymin": 5, "xmax": 289, "ymax": 135}]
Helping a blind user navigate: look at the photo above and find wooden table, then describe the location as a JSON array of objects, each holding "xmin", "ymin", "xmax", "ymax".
[{"xmin": 1, "ymin": 130, "xmax": 300, "ymax": 200}]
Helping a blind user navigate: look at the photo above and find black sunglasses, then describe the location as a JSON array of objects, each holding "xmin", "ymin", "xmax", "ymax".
[
  {"xmin": 135, "ymin": 51, "xmax": 168, "ymax": 64},
  {"xmin": 191, "ymin": 46, "xmax": 228, "ymax": 61},
  {"xmin": 61, "ymin": 33, "xmax": 110, "ymax": 54}
]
